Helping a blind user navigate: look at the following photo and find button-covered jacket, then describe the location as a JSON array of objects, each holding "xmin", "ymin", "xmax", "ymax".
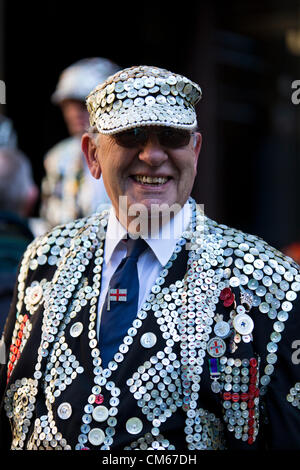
[{"xmin": 0, "ymin": 205, "xmax": 299, "ymax": 450}]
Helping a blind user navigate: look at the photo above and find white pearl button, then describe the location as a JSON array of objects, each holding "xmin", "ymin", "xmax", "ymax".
[
  {"xmin": 88, "ymin": 428, "xmax": 105, "ymax": 446},
  {"xmin": 126, "ymin": 417, "xmax": 143, "ymax": 435},
  {"xmin": 70, "ymin": 322, "xmax": 83, "ymax": 338},
  {"xmin": 57, "ymin": 402, "xmax": 72, "ymax": 420},
  {"xmin": 233, "ymin": 313, "xmax": 254, "ymax": 335},
  {"xmin": 140, "ymin": 332, "xmax": 157, "ymax": 349},
  {"xmin": 29, "ymin": 285, "xmax": 43, "ymax": 305},
  {"xmin": 92, "ymin": 405, "xmax": 109, "ymax": 422}
]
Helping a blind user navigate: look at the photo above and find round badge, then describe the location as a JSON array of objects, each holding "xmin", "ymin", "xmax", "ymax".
[
  {"xmin": 140, "ymin": 332, "xmax": 157, "ymax": 349},
  {"xmin": 126, "ymin": 417, "xmax": 143, "ymax": 435},
  {"xmin": 70, "ymin": 322, "xmax": 84, "ymax": 338},
  {"xmin": 207, "ymin": 337, "xmax": 226, "ymax": 358},
  {"xmin": 92, "ymin": 405, "xmax": 109, "ymax": 423},
  {"xmin": 233, "ymin": 313, "xmax": 254, "ymax": 336},
  {"xmin": 88, "ymin": 428, "xmax": 105, "ymax": 446},
  {"xmin": 57, "ymin": 402, "xmax": 72, "ymax": 420},
  {"xmin": 214, "ymin": 321, "xmax": 231, "ymax": 338}
]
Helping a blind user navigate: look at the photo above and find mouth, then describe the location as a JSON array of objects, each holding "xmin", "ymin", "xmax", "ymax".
[{"xmin": 130, "ymin": 175, "xmax": 171, "ymax": 186}]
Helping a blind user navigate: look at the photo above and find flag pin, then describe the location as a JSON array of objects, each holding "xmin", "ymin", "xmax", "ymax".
[{"xmin": 107, "ymin": 288, "xmax": 127, "ymax": 311}]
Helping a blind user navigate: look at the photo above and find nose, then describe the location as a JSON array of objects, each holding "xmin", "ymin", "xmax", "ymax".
[{"xmin": 138, "ymin": 134, "xmax": 168, "ymax": 167}]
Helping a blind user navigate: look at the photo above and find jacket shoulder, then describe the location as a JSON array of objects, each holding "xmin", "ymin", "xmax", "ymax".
[
  {"xmin": 21, "ymin": 209, "xmax": 109, "ymax": 277},
  {"xmin": 206, "ymin": 217, "xmax": 299, "ymax": 273}
]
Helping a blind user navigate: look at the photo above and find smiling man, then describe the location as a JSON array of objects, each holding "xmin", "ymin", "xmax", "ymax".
[
  {"xmin": 0, "ymin": 66, "xmax": 300, "ymax": 452},
  {"xmin": 82, "ymin": 66, "xmax": 202, "ymax": 235},
  {"xmin": 84, "ymin": 125, "xmax": 200, "ymax": 225}
]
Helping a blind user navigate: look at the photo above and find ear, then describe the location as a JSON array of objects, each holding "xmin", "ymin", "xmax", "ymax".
[
  {"xmin": 81, "ymin": 132, "xmax": 101, "ymax": 179},
  {"xmin": 193, "ymin": 132, "xmax": 202, "ymax": 172}
]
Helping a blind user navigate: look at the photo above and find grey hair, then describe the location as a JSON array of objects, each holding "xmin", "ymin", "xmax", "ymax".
[
  {"xmin": 87, "ymin": 125, "xmax": 101, "ymax": 146},
  {"xmin": 0, "ymin": 147, "xmax": 35, "ymax": 212}
]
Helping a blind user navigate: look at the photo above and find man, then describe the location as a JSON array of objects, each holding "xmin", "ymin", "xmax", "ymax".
[
  {"xmin": 0, "ymin": 147, "xmax": 38, "ymax": 334},
  {"xmin": 0, "ymin": 65, "xmax": 299, "ymax": 451},
  {"xmin": 40, "ymin": 57, "xmax": 120, "ymax": 229}
]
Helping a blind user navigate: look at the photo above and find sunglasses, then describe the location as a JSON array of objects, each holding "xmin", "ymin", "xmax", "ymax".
[{"xmin": 114, "ymin": 127, "xmax": 193, "ymax": 149}]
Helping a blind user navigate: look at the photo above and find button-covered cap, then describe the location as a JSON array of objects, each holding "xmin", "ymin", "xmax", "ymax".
[{"xmin": 86, "ymin": 65, "xmax": 202, "ymax": 134}]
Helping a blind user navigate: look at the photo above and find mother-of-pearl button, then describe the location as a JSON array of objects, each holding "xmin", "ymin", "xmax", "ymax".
[
  {"xmin": 70, "ymin": 322, "xmax": 83, "ymax": 338},
  {"xmin": 29, "ymin": 285, "xmax": 43, "ymax": 305},
  {"xmin": 57, "ymin": 402, "xmax": 72, "ymax": 420},
  {"xmin": 88, "ymin": 428, "xmax": 105, "ymax": 446},
  {"xmin": 233, "ymin": 313, "xmax": 254, "ymax": 335},
  {"xmin": 126, "ymin": 417, "xmax": 143, "ymax": 434},
  {"xmin": 92, "ymin": 405, "xmax": 109, "ymax": 422},
  {"xmin": 140, "ymin": 332, "xmax": 157, "ymax": 348}
]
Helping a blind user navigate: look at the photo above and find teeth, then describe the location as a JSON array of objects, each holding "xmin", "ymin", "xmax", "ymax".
[{"xmin": 134, "ymin": 175, "xmax": 168, "ymax": 184}]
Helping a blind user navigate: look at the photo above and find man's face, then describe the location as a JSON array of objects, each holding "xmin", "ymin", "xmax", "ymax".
[
  {"xmin": 60, "ymin": 99, "xmax": 90, "ymax": 136},
  {"xmin": 82, "ymin": 126, "xmax": 201, "ymax": 226}
]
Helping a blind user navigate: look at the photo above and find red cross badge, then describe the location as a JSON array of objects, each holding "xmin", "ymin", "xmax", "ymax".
[{"xmin": 207, "ymin": 337, "xmax": 226, "ymax": 357}]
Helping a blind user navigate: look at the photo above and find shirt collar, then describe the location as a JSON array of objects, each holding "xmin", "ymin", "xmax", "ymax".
[{"xmin": 104, "ymin": 202, "xmax": 191, "ymax": 267}]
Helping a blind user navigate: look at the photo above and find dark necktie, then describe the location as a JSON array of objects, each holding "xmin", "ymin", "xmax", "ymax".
[{"xmin": 99, "ymin": 237, "xmax": 148, "ymax": 369}]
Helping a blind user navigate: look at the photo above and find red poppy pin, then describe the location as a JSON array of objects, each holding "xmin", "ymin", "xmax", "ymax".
[{"xmin": 220, "ymin": 287, "xmax": 235, "ymax": 307}]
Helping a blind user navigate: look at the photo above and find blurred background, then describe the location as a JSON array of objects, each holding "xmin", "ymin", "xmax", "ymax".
[{"xmin": 1, "ymin": 0, "xmax": 300, "ymax": 256}]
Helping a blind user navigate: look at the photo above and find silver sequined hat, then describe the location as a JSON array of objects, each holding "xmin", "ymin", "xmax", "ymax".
[
  {"xmin": 52, "ymin": 57, "xmax": 120, "ymax": 104},
  {"xmin": 86, "ymin": 65, "xmax": 202, "ymax": 134}
]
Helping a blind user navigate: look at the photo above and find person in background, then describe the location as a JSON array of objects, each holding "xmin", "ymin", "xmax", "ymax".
[
  {"xmin": 40, "ymin": 57, "xmax": 120, "ymax": 228},
  {"xmin": 0, "ymin": 114, "xmax": 17, "ymax": 148},
  {"xmin": 0, "ymin": 147, "xmax": 38, "ymax": 334}
]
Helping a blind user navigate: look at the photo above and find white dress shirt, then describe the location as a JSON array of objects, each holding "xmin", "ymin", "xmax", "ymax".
[{"xmin": 96, "ymin": 202, "xmax": 191, "ymax": 336}]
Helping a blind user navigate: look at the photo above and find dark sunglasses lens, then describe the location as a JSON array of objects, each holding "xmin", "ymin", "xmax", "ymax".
[
  {"xmin": 114, "ymin": 127, "xmax": 192, "ymax": 148},
  {"xmin": 158, "ymin": 129, "xmax": 191, "ymax": 148},
  {"xmin": 114, "ymin": 128, "xmax": 147, "ymax": 147}
]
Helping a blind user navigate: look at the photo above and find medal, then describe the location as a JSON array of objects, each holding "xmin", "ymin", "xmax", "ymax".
[{"xmin": 208, "ymin": 358, "xmax": 222, "ymax": 393}]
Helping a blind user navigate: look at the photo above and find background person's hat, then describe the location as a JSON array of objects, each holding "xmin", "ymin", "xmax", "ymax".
[
  {"xmin": 52, "ymin": 57, "xmax": 120, "ymax": 104},
  {"xmin": 86, "ymin": 65, "xmax": 202, "ymax": 134}
]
